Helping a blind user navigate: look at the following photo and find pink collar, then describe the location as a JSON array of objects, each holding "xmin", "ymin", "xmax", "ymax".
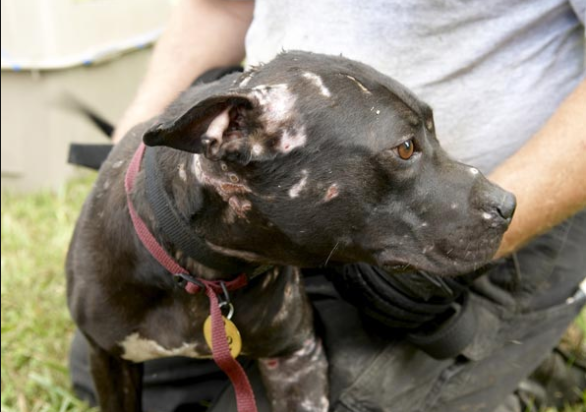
[{"xmin": 124, "ymin": 142, "xmax": 257, "ymax": 412}]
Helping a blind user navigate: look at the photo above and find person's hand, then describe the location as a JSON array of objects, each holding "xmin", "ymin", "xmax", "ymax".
[{"xmin": 331, "ymin": 263, "xmax": 488, "ymax": 359}]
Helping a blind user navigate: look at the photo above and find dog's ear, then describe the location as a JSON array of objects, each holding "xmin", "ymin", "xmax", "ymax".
[{"xmin": 143, "ymin": 95, "xmax": 254, "ymax": 162}]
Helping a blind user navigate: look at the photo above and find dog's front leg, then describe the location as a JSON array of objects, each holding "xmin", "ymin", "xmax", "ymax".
[
  {"xmin": 259, "ymin": 335, "xmax": 329, "ymax": 412},
  {"xmin": 87, "ymin": 337, "xmax": 143, "ymax": 412}
]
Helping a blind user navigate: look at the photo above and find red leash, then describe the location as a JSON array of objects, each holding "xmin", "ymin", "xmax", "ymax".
[{"xmin": 124, "ymin": 143, "xmax": 258, "ymax": 412}]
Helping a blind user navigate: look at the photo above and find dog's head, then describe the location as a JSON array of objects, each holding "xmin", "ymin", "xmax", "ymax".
[{"xmin": 144, "ymin": 51, "xmax": 515, "ymax": 276}]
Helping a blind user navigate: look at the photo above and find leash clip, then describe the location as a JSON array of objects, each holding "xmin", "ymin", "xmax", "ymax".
[
  {"xmin": 173, "ymin": 272, "xmax": 206, "ymax": 291},
  {"xmin": 218, "ymin": 281, "xmax": 235, "ymax": 319}
]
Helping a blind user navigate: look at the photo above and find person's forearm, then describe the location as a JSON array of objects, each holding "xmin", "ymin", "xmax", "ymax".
[
  {"xmin": 113, "ymin": 0, "xmax": 254, "ymax": 142},
  {"xmin": 490, "ymin": 78, "xmax": 586, "ymax": 258}
]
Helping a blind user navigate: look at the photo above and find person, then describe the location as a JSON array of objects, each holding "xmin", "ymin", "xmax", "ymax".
[{"xmin": 71, "ymin": 1, "xmax": 586, "ymax": 411}]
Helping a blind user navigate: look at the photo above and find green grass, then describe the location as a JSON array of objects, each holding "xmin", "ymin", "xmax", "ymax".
[
  {"xmin": 1, "ymin": 176, "xmax": 584, "ymax": 412},
  {"xmin": 1, "ymin": 174, "xmax": 97, "ymax": 412}
]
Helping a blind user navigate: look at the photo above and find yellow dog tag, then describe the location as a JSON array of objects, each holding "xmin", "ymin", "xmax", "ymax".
[{"xmin": 203, "ymin": 315, "xmax": 242, "ymax": 358}]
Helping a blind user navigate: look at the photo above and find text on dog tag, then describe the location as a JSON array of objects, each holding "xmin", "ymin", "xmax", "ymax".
[{"xmin": 203, "ymin": 316, "xmax": 242, "ymax": 358}]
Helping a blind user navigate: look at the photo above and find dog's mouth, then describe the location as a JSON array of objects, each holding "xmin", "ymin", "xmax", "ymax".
[{"xmin": 375, "ymin": 239, "xmax": 500, "ymax": 277}]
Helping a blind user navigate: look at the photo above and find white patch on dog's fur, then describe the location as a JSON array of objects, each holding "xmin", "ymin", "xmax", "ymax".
[
  {"xmin": 252, "ymin": 143, "xmax": 264, "ymax": 156},
  {"xmin": 239, "ymin": 71, "xmax": 255, "ymax": 88},
  {"xmin": 248, "ymin": 84, "xmax": 309, "ymax": 154},
  {"xmin": 279, "ymin": 127, "xmax": 307, "ymax": 153},
  {"xmin": 119, "ymin": 333, "xmax": 209, "ymax": 362},
  {"xmin": 302, "ymin": 72, "xmax": 331, "ymax": 97},
  {"xmin": 112, "ymin": 160, "xmax": 124, "ymax": 169},
  {"xmin": 191, "ymin": 154, "xmax": 204, "ymax": 181},
  {"xmin": 451, "ymin": 203, "xmax": 459, "ymax": 210},
  {"xmin": 300, "ymin": 396, "xmax": 329, "ymax": 412},
  {"xmin": 271, "ymin": 281, "xmax": 297, "ymax": 326},
  {"xmin": 251, "ymin": 84, "xmax": 296, "ymax": 132},
  {"xmin": 422, "ymin": 245, "xmax": 435, "ymax": 254},
  {"xmin": 206, "ymin": 107, "xmax": 231, "ymax": 140},
  {"xmin": 469, "ymin": 167, "xmax": 479, "ymax": 176},
  {"xmin": 482, "ymin": 212, "xmax": 493, "ymax": 220},
  {"xmin": 289, "ymin": 170, "xmax": 308, "ymax": 198},
  {"xmin": 261, "ymin": 267, "xmax": 279, "ymax": 289},
  {"xmin": 178, "ymin": 163, "xmax": 187, "ymax": 182},
  {"xmin": 206, "ymin": 241, "xmax": 270, "ymax": 262},
  {"xmin": 345, "ymin": 75, "xmax": 371, "ymax": 94},
  {"xmin": 259, "ymin": 335, "xmax": 328, "ymax": 412}
]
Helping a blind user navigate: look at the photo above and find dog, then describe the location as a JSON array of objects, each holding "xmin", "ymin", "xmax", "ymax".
[{"xmin": 66, "ymin": 51, "xmax": 515, "ymax": 412}]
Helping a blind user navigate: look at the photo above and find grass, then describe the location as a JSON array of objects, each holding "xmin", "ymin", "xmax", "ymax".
[
  {"xmin": 1, "ymin": 175, "xmax": 584, "ymax": 412},
  {"xmin": 1, "ymin": 174, "xmax": 97, "ymax": 412}
]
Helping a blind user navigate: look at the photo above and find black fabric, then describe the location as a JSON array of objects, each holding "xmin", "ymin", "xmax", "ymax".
[
  {"xmin": 330, "ymin": 264, "xmax": 489, "ymax": 359},
  {"xmin": 68, "ymin": 143, "xmax": 114, "ymax": 171},
  {"xmin": 80, "ymin": 109, "xmax": 114, "ymax": 138},
  {"xmin": 406, "ymin": 293, "xmax": 477, "ymax": 359},
  {"xmin": 332, "ymin": 265, "xmax": 457, "ymax": 328}
]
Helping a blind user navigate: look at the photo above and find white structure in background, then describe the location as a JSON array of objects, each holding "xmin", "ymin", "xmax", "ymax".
[{"xmin": 1, "ymin": 0, "xmax": 173, "ymax": 191}]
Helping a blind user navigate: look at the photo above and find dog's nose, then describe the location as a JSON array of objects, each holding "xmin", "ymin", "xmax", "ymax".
[{"xmin": 496, "ymin": 192, "xmax": 516, "ymax": 221}]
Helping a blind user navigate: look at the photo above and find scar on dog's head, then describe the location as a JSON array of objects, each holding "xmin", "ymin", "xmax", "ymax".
[{"xmin": 144, "ymin": 80, "xmax": 307, "ymax": 166}]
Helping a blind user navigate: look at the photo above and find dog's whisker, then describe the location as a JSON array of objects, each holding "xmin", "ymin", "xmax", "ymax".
[{"xmin": 324, "ymin": 241, "xmax": 340, "ymax": 267}]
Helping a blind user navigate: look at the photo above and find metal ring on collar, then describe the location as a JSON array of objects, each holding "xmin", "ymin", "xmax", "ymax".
[
  {"xmin": 173, "ymin": 273, "xmax": 206, "ymax": 291},
  {"xmin": 219, "ymin": 301, "xmax": 235, "ymax": 320}
]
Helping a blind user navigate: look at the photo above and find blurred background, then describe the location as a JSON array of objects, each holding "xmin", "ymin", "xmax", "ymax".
[{"xmin": 1, "ymin": 0, "xmax": 174, "ymax": 192}]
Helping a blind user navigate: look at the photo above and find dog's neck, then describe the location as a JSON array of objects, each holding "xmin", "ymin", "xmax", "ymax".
[{"xmin": 131, "ymin": 146, "xmax": 264, "ymax": 280}]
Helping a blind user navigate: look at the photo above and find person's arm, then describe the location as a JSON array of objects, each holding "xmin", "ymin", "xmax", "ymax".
[
  {"xmin": 490, "ymin": 78, "xmax": 586, "ymax": 258},
  {"xmin": 113, "ymin": 0, "xmax": 254, "ymax": 143}
]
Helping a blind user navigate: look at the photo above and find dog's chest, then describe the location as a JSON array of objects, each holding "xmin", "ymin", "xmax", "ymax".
[{"xmin": 116, "ymin": 267, "xmax": 310, "ymax": 363}]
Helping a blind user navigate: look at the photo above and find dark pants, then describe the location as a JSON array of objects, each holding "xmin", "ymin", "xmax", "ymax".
[{"xmin": 70, "ymin": 210, "xmax": 586, "ymax": 412}]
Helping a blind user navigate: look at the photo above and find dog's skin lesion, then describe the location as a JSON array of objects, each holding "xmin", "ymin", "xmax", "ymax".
[
  {"xmin": 323, "ymin": 183, "xmax": 340, "ymax": 202},
  {"xmin": 343, "ymin": 74, "xmax": 372, "ymax": 95},
  {"xmin": 250, "ymin": 84, "xmax": 297, "ymax": 131},
  {"xmin": 259, "ymin": 336, "xmax": 329, "ymax": 412},
  {"xmin": 205, "ymin": 241, "xmax": 273, "ymax": 263},
  {"xmin": 289, "ymin": 170, "xmax": 309, "ymax": 198},
  {"xmin": 275, "ymin": 126, "xmax": 308, "ymax": 154},
  {"xmin": 191, "ymin": 149, "xmax": 255, "ymax": 219}
]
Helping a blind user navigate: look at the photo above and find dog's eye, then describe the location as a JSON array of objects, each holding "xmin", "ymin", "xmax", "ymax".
[{"xmin": 396, "ymin": 140, "xmax": 415, "ymax": 160}]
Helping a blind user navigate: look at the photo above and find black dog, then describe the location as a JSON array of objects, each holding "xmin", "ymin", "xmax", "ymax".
[{"xmin": 66, "ymin": 51, "xmax": 515, "ymax": 412}]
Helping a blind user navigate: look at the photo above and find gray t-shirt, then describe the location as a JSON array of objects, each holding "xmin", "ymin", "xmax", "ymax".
[{"xmin": 245, "ymin": 0, "xmax": 585, "ymax": 173}]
